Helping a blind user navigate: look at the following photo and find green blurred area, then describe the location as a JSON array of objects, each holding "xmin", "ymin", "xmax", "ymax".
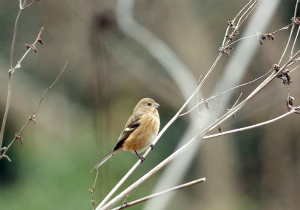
[{"xmin": 1, "ymin": 1, "xmax": 300, "ymax": 210}]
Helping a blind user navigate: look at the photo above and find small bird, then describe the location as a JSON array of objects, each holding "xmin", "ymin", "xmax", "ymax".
[{"xmin": 91, "ymin": 98, "xmax": 160, "ymax": 171}]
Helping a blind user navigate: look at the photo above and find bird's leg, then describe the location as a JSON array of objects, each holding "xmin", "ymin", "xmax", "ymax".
[
  {"xmin": 134, "ymin": 150, "xmax": 145, "ymax": 163},
  {"xmin": 150, "ymin": 144, "xmax": 154, "ymax": 150}
]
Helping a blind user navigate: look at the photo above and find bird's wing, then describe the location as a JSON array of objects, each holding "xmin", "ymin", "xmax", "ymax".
[{"xmin": 113, "ymin": 113, "xmax": 142, "ymax": 151}]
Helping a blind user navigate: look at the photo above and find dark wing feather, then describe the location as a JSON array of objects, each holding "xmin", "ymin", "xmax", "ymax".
[{"xmin": 113, "ymin": 113, "xmax": 142, "ymax": 151}]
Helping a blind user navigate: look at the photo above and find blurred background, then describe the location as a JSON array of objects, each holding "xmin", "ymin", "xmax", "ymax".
[{"xmin": 0, "ymin": 0, "xmax": 300, "ymax": 209}]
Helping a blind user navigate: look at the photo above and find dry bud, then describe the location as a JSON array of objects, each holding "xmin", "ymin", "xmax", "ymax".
[
  {"xmin": 15, "ymin": 133, "xmax": 24, "ymax": 144},
  {"xmin": 29, "ymin": 115, "xmax": 37, "ymax": 125},
  {"xmin": 38, "ymin": 38, "xmax": 44, "ymax": 45},
  {"xmin": 273, "ymin": 64, "xmax": 280, "ymax": 72},
  {"xmin": 218, "ymin": 125, "xmax": 222, "ymax": 133}
]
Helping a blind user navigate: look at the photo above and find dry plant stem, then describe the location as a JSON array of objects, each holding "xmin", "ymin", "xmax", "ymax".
[
  {"xmin": 230, "ymin": 92, "xmax": 242, "ymax": 109},
  {"xmin": 0, "ymin": 63, "xmax": 67, "ymax": 159},
  {"xmin": 278, "ymin": 0, "xmax": 299, "ymax": 65},
  {"xmin": 0, "ymin": 28, "xmax": 44, "ymax": 155},
  {"xmin": 290, "ymin": 64, "xmax": 300, "ymax": 73},
  {"xmin": 10, "ymin": 0, "xmax": 36, "ymax": 67},
  {"xmin": 236, "ymin": 0, "xmax": 259, "ymax": 28},
  {"xmin": 99, "ymin": 49, "xmax": 300, "ymax": 210},
  {"xmin": 91, "ymin": 170, "xmax": 99, "ymax": 210},
  {"xmin": 222, "ymin": 0, "xmax": 254, "ymax": 46},
  {"xmin": 180, "ymin": 68, "xmax": 272, "ymax": 117},
  {"xmin": 291, "ymin": 24, "xmax": 300, "ymax": 57},
  {"xmin": 203, "ymin": 108, "xmax": 296, "ymax": 140},
  {"xmin": 0, "ymin": 74, "xmax": 12, "ymax": 156},
  {"xmin": 97, "ymin": 52, "xmax": 222, "ymax": 209},
  {"xmin": 226, "ymin": 25, "xmax": 290, "ymax": 48},
  {"xmin": 221, "ymin": 0, "xmax": 259, "ymax": 51},
  {"xmin": 112, "ymin": 178, "xmax": 206, "ymax": 210},
  {"xmin": 32, "ymin": 63, "xmax": 68, "ymax": 115},
  {"xmin": 290, "ymin": 0, "xmax": 300, "ymax": 58},
  {"xmin": 1, "ymin": 3, "xmax": 23, "ymax": 153},
  {"xmin": 10, "ymin": 10, "xmax": 21, "ymax": 68}
]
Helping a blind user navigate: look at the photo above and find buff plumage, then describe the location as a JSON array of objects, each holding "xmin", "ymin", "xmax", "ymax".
[{"xmin": 91, "ymin": 98, "xmax": 160, "ymax": 171}]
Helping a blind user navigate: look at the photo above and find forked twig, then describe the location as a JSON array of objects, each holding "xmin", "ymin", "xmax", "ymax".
[
  {"xmin": 0, "ymin": 63, "xmax": 68, "ymax": 160},
  {"xmin": 278, "ymin": 0, "xmax": 299, "ymax": 65},
  {"xmin": 0, "ymin": 27, "xmax": 44, "ymax": 155}
]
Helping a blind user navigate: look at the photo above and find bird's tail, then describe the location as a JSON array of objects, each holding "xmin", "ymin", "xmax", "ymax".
[{"xmin": 91, "ymin": 151, "xmax": 115, "ymax": 172}]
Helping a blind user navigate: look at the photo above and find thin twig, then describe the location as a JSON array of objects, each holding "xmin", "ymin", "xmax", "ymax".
[
  {"xmin": 278, "ymin": 0, "xmax": 299, "ymax": 65},
  {"xmin": 290, "ymin": 24, "xmax": 300, "ymax": 57},
  {"xmin": 33, "ymin": 63, "xmax": 67, "ymax": 115},
  {"xmin": 222, "ymin": 0, "xmax": 254, "ymax": 46},
  {"xmin": 226, "ymin": 24, "xmax": 290, "ymax": 48},
  {"xmin": 0, "ymin": 63, "xmax": 67, "ymax": 160},
  {"xmin": 179, "ymin": 68, "xmax": 271, "ymax": 117},
  {"xmin": 112, "ymin": 178, "xmax": 206, "ymax": 210},
  {"xmin": 203, "ymin": 109, "xmax": 296, "ymax": 140},
  {"xmin": 230, "ymin": 92, "xmax": 242, "ymax": 110},
  {"xmin": 290, "ymin": 64, "xmax": 300, "ymax": 73},
  {"xmin": 10, "ymin": 10, "xmax": 21, "ymax": 68},
  {"xmin": 90, "ymin": 170, "xmax": 99, "ymax": 210},
  {"xmin": 236, "ymin": 0, "xmax": 260, "ymax": 28},
  {"xmin": 0, "ymin": 28, "xmax": 44, "ymax": 154}
]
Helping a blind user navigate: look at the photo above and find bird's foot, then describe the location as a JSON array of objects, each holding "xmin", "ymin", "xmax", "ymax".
[{"xmin": 139, "ymin": 156, "xmax": 145, "ymax": 163}]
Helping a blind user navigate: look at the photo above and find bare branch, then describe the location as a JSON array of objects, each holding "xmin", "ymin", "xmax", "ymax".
[
  {"xmin": 290, "ymin": 24, "xmax": 300, "ymax": 57},
  {"xmin": 278, "ymin": 0, "xmax": 300, "ymax": 65},
  {"xmin": 90, "ymin": 170, "xmax": 99, "ymax": 209},
  {"xmin": 179, "ymin": 68, "xmax": 272, "ymax": 117},
  {"xmin": 203, "ymin": 109, "xmax": 296, "ymax": 140},
  {"xmin": 112, "ymin": 178, "xmax": 206, "ymax": 210},
  {"xmin": 0, "ymin": 27, "xmax": 44, "ymax": 155},
  {"xmin": 0, "ymin": 63, "xmax": 67, "ymax": 160}
]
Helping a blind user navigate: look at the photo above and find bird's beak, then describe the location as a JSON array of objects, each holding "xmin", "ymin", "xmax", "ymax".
[{"xmin": 154, "ymin": 103, "xmax": 160, "ymax": 108}]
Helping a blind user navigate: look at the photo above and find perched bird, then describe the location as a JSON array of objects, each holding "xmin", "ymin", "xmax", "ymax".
[{"xmin": 91, "ymin": 98, "xmax": 160, "ymax": 171}]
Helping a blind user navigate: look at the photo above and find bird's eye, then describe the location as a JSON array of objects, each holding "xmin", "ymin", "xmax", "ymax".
[{"xmin": 147, "ymin": 103, "xmax": 152, "ymax": 106}]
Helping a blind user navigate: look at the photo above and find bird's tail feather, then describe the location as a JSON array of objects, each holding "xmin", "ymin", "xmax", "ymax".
[{"xmin": 91, "ymin": 151, "xmax": 115, "ymax": 172}]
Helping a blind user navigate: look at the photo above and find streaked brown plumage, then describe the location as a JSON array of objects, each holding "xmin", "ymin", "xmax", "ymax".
[{"xmin": 91, "ymin": 98, "xmax": 160, "ymax": 171}]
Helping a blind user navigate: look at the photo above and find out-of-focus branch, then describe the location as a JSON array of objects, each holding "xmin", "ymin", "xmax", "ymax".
[
  {"xmin": 0, "ymin": 63, "xmax": 67, "ymax": 161},
  {"xmin": 0, "ymin": 27, "xmax": 44, "ymax": 157}
]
